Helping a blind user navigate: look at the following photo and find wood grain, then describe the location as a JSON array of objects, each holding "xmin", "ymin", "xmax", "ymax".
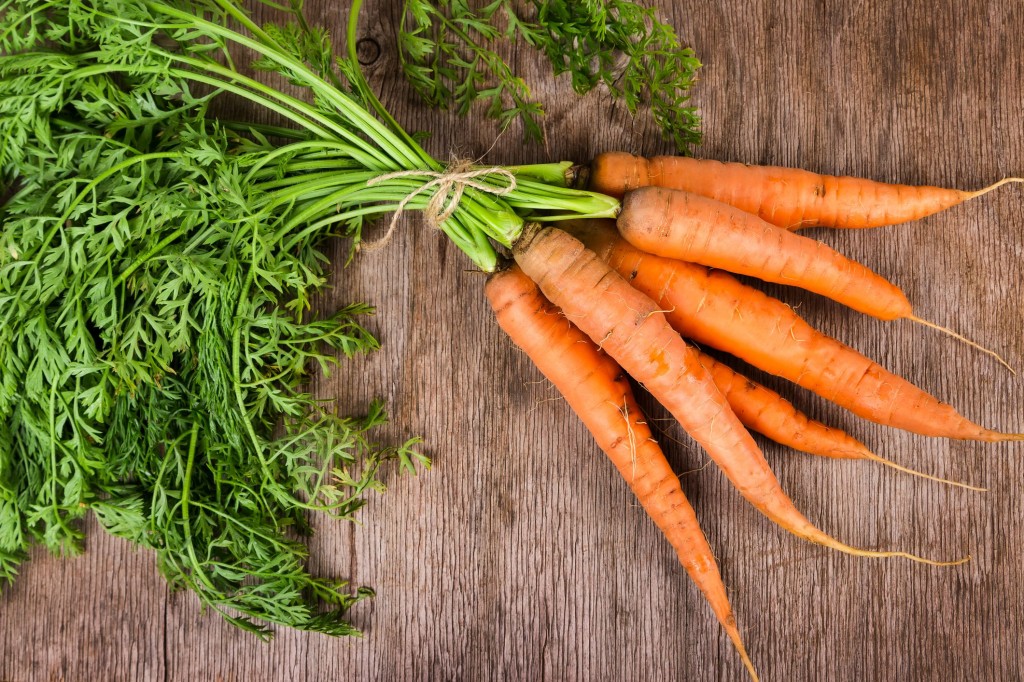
[{"xmin": 2, "ymin": 1, "xmax": 1023, "ymax": 680}]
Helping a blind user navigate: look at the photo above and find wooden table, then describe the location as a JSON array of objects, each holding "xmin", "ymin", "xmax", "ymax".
[{"xmin": 3, "ymin": 1, "xmax": 1023, "ymax": 680}]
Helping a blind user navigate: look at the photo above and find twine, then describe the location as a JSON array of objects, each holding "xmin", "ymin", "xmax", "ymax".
[{"xmin": 359, "ymin": 159, "xmax": 517, "ymax": 252}]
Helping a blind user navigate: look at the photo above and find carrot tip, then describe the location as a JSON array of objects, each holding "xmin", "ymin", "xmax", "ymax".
[
  {"xmin": 977, "ymin": 431, "xmax": 1024, "ymax": 442},
  {"xmin": 967, "ymin": 177, "xmax": 1024, "ymax": 199},
  {"xmin": 887, "ymin": 551, "xmax": 971, "ymax": 567},
  {"xmin": 816, "ymin": 535, "xmax": 970, "ymax": 566},
  {"xmin": 863, "ymin": 452, "xmax": 986, "ymax": 492},
  {"xmin": 717, "ymin": 621, "xmax": 759, "ymax": 682},
  {"xmin": 735, "ymin": 644, "xmax": 759, "ymax": 682},
  {"xmin": 907, "ymin": 316, "xmax": 1016, "ymax": 375}
]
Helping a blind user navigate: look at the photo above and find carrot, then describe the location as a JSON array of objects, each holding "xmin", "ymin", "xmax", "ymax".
[
  {"xmin": 565, "ymin": 219, "xmax": 1022, "ymax": 443},
  {"xmin": 589, "ymin": 151, "xmax": 1022, "ymax": 230},
  {"xmin": 512, "ymin": 223, "xmax": 966, "ymax": 565},
  {"xmin": 697, "ymin": 351, "xmax": 984, "ymax": 491},
  {"xmin": 697, "ymin": 350, "xmax": 868, "ymax": 459},
  {"xmin": 617, "ymin": 185, "xmax": 914, "ymax": 320},
  {"xmin": 615, "ymin": 186, "xmax": 1011, "ymax": 370},
  {"xmin": 486, "ymin": 265, "xmax": 758, "ymax": 681}
]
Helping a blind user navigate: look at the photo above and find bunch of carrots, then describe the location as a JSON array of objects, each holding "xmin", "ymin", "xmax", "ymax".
[
  {"xmin": 487, "ymin": 152, "xmax": 1023, "ymax": 680},
  {"xmin": 8, "ymin": 0, "xmax": 1019, "ymax": 663}
]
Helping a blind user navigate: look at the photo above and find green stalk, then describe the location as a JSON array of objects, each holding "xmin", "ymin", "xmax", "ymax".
[
  {"xmin": 68, "ymin": 60, "xmax": 335, "ymax": 140},
  {"xmin": 180, "ymin": 419, "xmax": 219, "ymax": 593},
  {"xmin": 47, "ymin": 381, "xmax": 74, "ymax": 547},
  {"xmin": 221, "ymin": 120, "xmax": 310, "ymax": 141},
  {"xmin": 258, "ymin": 160, "xmax": 362, "ymax": 180},
  {"xmin": 157, "ymin": 1, "xmax": 421, "ymax": 168},
  {"xmin": 152, "ymin": 53, "xmax": 394, "ymax": 168},
  {"xmin": 242, "ymin": 140, "xmax": 372, "ymax": 184},
  {"xmin": 80, "ymin": 0, "xmax": 617, "ymax": 270},
  {"xmin": 114, "ymin": 225, "xmax": 189, "ymax": 287},
  {"xmin": 345, "ymin": 0, "xmax": 436, "ymax": 170},
  {"xmin": 504, "ymin": 162, "xmax": 574, "ymax": 187}
]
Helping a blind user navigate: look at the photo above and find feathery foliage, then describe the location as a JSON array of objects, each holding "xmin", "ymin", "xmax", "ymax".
[{"xmin": 398, "ymin": 0, "xmax": 702, "ymax": 150}]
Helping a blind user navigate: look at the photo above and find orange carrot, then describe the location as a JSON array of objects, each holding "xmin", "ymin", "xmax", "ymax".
[
  {"xmin": 566, "ymin": 219, "xmax": 1022, "ymax": 443},
  {"xmin": 697, "ymin": 351, "xmax": 983, "ymax": 491},
  {"xmin": 616, "ymin": 186, "xmax": 1009, "ymax": 369},
  {"xmin": 697, "ymin": 350, "xmax": 867, "ymax": 459},
  {"xmin": 512, "ymin": 223, "xmax": 966, "ymax": 564},
  {"xmin": 617, "ymin": 185, "xmax": 914, "ymax": 321},
  {"xmin": 486, "ymin": 265, "xmax": 758, "ymax": 681},
  {"xmin": 589, "ymin": 151, "xmax": 1022, "ymax": 230}
]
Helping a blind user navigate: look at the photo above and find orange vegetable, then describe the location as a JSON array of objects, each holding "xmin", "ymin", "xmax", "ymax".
[
  {"xmin": 512, "ymin": 223, "xmax": 966, "ymax": 564},
  {"xmin": 617, "ymin": 185, "xmax": 913, "ymax": 320},
  {"xmin": 697, "ymin": 351, "xmax": 983, "ymax": 491},
  {"xmin": 589, "ymin": 151, "xmax": 1021, "ymax": 230},
  {"xmin": 566, "ymin": 219, "xmax": 1021, "ymax": 443},
  {"xmin": 486, "ymin": 265, "xmax": 758, "ymax": 681}
]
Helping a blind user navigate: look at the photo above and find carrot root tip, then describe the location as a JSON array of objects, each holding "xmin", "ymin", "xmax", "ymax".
[
  {"xmin": 889, "ymin": 551, "xmax": 971, "ymax": 567},
  {"xmin": 907, "ymin": 315, "xmax": 1016, "ymax": 375},
  {"xmin": 818, "ymin": 536, "xmax": 970, "ymax": 566},
  {"xmin": 967, "ymin": 177, "xmax": 1024, "ymax": 199},
  {"xmin": 735, "ymin": 643, "xmax": 759, "ymax": 682},
  {"xmin": 863, "ymin": 452, "xmax": 986, "ymax": 492}
]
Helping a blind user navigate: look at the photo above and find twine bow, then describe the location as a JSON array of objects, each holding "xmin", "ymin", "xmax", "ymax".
[{"xmin": 360, "ymin": 159, "xmax": 517, "ymax": 252}]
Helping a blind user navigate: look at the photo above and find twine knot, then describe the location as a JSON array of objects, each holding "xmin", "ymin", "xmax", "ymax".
[{"xmin": 360, "ymin": 159, "xmax": 517, "ymax": 252}]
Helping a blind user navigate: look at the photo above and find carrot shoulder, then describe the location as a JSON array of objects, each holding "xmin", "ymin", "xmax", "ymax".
[
  {"xmin": 486, "ymin": 265, "xmax": 757, "ymax": 681},
  {"xmin": 590, "ymin": 151, "xmax": 1021, "ymax": 230},
  {"xmin": 566, "ymin": 219, "xmax": 1021, "ymax": 443},
  {"xmin": 512, "ymin": 224, "xmax": 966, "ymax": 564}
]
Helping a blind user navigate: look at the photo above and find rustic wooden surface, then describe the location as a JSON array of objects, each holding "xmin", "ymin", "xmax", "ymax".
[{"xmin": 2, "ymin": 1, "xmax": 1023, "ymax": 680}]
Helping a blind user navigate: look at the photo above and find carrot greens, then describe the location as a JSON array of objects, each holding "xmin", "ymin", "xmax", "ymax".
[
  {"xmin": 0, "ymin": 0, "xmax": 616, "ymax": 636},
  {"xmin": 398, "ymin": 0, "xmax": 703, "ymax": 150}
]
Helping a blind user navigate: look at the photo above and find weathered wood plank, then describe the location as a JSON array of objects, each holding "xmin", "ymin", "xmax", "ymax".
[{"xmin": 2, "ymin": 1, "xmax": 1022, "ymax": 680}]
